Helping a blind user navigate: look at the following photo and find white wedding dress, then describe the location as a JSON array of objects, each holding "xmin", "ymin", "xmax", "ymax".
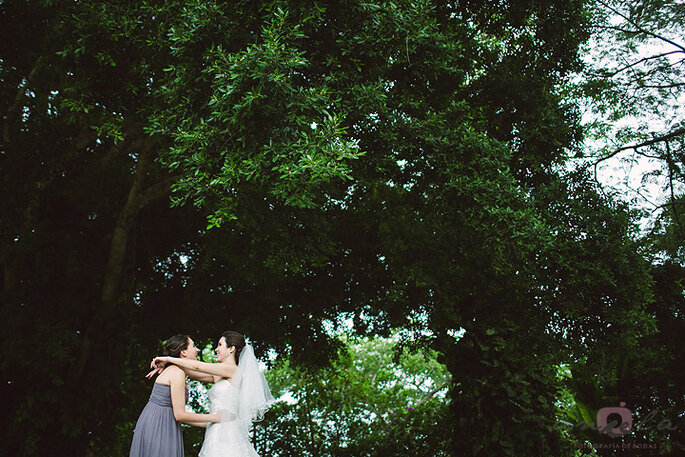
[
  {"xmin": 199, "ymin": 379, "xmax": 260, "ymax": 457},
  {"xmin": 198, "ymin": 345, "xmax": 274, "ymax": 457}
]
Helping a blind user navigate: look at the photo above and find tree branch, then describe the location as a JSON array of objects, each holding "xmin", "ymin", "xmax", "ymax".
[
  {"xmin": 416, "ymin": 377, "xmax": 452, "ymax": 406},
  {"xmin": 636, "ymin": 82, "xmax": 685, "ymax": 89},
  {"xmin": 665, "ymin": 141, "xmax": 685, "ymax": 241},
  {"xmin": 594, "ymin": 0, "xmax": 685, "ymax": 52},
  {"xmin": 100, "ymin": 139, "xmax": 156, "ymax": 313},
  {"xmin": 137, "ymin": 174, "xmax": 180, "ymax": 210},
  {"xmin": 593, "ymin": 127, "xmax": 685, "ymax": 165},
  {"xmin": 603, "ymin": 50, "xmax": 685, "ymax": 78}
]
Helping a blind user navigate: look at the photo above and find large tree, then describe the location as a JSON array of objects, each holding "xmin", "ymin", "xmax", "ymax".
[
  {"xmin": 0, "ymin": 2, "xmax": 206, "ymax": 455},
  {"xmin": 0, "ymin": 1, "xmax": 660, "ymax": 456}
]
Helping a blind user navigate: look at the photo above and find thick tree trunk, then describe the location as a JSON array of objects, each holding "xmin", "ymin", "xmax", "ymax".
[
  {"xmin": 74, "ymin": 136, "xmax": 175, "ymax": 379},
  {"xmin": 100, "ymin": 141, "xmax": 155, "ymax": 314}
]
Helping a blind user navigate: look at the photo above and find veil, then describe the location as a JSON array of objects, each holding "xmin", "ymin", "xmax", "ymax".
[{"xmin": 219, "ymin": 344, "xmax": 275, "ymax": 437}]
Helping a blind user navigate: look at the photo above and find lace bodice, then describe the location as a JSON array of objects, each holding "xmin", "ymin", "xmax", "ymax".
[{"xmin": 207, "ymin": 378, "xmax": 231, "ymax": 412}]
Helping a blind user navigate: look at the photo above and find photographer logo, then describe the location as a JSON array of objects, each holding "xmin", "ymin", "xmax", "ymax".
[{"xmin": 597, "ymin": 402, "xmax": 632, "ymax": 437}]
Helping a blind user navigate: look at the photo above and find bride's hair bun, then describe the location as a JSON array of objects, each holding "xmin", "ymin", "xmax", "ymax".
[{"xmin": 222, "ymin": 330, "xmax": 246, "ymax": 364}]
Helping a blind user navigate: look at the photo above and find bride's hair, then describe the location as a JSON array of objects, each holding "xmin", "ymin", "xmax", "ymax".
[
  {"xmin": 222, "ymin": 331, "xmax": 246, "ymax": 364},
  {"xmin": 163, "ymin": 334, "xmax": 190, "ymax": 358}
]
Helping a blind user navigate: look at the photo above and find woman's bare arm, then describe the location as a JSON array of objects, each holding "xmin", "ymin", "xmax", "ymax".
[
  {"xmin": 166, "ymin": 366, "xmax": 221, "ymax": 423},
  {"xmin": 182, "ymin": 420, "xmax": 210, "ymax": 428},
  {"xmin": 185, "ymin": 369, "xmax": 219, "ymax": 383},
  {"xmin": 152, "ymin": 356, "xmax": 235, "ymax": 379},
  {"xmin": 145, "ymin": 366, "xmax": 216, "ymax": 383}
]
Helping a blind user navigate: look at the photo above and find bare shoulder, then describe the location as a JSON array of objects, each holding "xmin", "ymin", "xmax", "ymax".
[
  {"xmin": 157, "ymin": 364, "xmax": 185, "ymax": 385},
  {"xmin": 166, "ymin": 364, "xmax": 186, "ymax": 378}
]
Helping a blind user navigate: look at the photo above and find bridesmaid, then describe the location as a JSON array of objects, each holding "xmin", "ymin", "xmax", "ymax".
[{"xmin": 129, "ymin": 335, "xmax": 221, "ymax": 457}]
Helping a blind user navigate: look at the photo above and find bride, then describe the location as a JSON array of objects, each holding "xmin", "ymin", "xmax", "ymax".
[{"xmin": 151, "ymin": 331, "xmax": 274, "ymax": 457}]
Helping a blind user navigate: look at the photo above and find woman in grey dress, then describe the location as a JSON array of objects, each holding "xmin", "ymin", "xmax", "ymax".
[{"xmin": 129, "ymin": 335, "xmax": 221, "ymax": 457}]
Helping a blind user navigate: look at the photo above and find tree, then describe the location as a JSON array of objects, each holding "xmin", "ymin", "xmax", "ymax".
[
  {"xmin": 1, "ymin": 2, "xmax": 217, "ymax": 454},
  {"xmin": 260, "ymin": 335, "xmax": 451, "ymax": 456},
  {"xmin": 582, "ymin": 0, "xmax": 685, "ymax": 260},
  {"xmin": 0, "ymin": 1, "xmax": 661, "ymax": 456},
  {"xmin": 154, "ymin": 1, "xmax": 656, "ymax": 455},
  {"xmin": 558, "ymin": 3, "xmax": 685, "ymax": 454}
]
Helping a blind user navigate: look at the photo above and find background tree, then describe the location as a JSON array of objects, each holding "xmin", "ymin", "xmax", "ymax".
[
  {"xmin": 0, "ymin": 1, "xmax": 210, "ymax": 453},
  {"xmin": 148, "ymin": 1, "xmax": 659, "ymax": 454},
  {"xmin": 260, "ymin": 335, "xmax": 451, "ymax": 457},
  {"xmin": 0, "ymin": 0, "xmax": 669, "ymax": 456},
  {"xmin": 552, "ymin": 2, "xmax": 685, "ymax": 454},
  {"xmin": 583, "ymin": 0, "xmax": 685, "ymax": 259}
]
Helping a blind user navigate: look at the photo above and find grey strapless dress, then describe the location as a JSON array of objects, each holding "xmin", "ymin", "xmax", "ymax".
[{"xmin": 129, "ymin": 383, "xmax": 184, "ymax": 457}]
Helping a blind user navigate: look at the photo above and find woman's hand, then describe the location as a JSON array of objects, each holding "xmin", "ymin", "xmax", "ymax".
[
  {"xmin": 217, "ymin": 409, "xmax": 235, "ymax": 422},
  {"xmin": 150, "ymin": 356, "xmax": 170, "ymax": 369},
  {"xmin": 145, "ymin": 365, "xmax": 164, "ymax": 379}
]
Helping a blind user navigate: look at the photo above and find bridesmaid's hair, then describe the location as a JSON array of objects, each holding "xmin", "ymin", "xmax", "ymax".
[
  {"xmin": 222, "ymin": 331, "xmax": 246, "ymax": 364},
  {"xmin": 163, "ymin": 334, "xmax": 191, "ymax": 358}
]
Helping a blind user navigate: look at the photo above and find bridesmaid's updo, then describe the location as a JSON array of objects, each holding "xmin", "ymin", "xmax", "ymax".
[
  {"xmin": 163, "ymin": 334, "xmax": 190, "ymax": 358},
  {"xmin": 222, "ymin": 331, "xmax": 246, "ymax": 365}
]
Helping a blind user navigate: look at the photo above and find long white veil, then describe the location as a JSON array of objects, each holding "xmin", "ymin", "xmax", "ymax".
[{"xmin": 219, "ymin": 344, "xmax": 274, "ymax": 437}]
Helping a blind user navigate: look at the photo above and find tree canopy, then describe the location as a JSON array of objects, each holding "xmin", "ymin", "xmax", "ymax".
[
  {"xmin": 259, "ymin": 335, "xmax": 452, "ymax": 457},
  {"xmin": 1, "ymin": 1, "xmax": 681, "ymax": 456},
  {"xmin": 583, "ymin": 0, "xmax": 685, "ymax": 260}
]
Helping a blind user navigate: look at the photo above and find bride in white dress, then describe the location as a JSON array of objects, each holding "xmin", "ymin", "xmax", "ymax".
[{"xmin": 151, "ymin": 331, "xmax": 274, "ymax": 457}]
